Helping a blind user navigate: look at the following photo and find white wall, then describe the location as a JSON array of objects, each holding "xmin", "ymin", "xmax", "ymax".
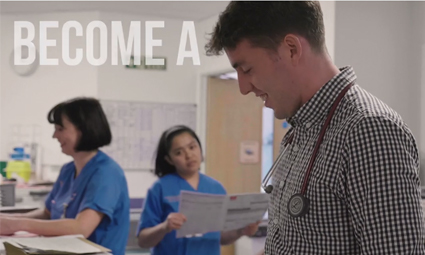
[
  {"xmin": 195, "ymin": 14, "xmax": 232, "ymax": 173},
  {"xmin": 334, "ymin": 2, "xmax": 424, "ymax": 180},
  {"xmin": 0, "ymin": 12, "xmax": 99, "ymax": 172},
  {"xmin": 413, "ymin": 2, "xmax": 425, "ymax": 180},
  {"xmin": 97, "ymin": 12, "xmax": 198, "ymax": 103},
  {"xmin": 320, "ymin": 1, "xmax": 336, "ymax": 61}
]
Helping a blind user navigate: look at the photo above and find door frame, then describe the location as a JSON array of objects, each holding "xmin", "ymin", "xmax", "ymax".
[{"xmin": 196, "ymin": 67, "xmax": 234, "ymax": 174}]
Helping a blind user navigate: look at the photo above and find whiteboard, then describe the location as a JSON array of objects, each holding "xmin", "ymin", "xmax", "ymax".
[{"xmin": 100, "ymin": 100, "xmax": 197, "ymax": 170}]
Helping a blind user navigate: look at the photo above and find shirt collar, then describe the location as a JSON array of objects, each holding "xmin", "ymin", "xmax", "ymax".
[{"xmin": 287, "ymin": 66, "xmax": 357, "ymax": 129}]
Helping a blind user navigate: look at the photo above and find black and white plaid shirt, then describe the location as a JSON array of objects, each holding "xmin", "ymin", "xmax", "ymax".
[{"xmin": 265, "ymin": 66, "xmax": 425, "ymax": 254}]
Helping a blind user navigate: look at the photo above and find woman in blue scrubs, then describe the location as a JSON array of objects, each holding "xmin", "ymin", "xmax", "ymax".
[
  {"xmin": 0, "ymin": 97, "xmax": 130, "ymax": 255},
  {"xmin": 137, "ymin": 125, "xmax": 259, "ymax": 255}
]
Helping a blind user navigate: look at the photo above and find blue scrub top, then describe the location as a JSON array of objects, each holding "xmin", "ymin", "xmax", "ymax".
[
  {"xmin": 45, "ymin": 150, "xmax": 130, "ymax": 255},
  {"xmin": 138, "ymin": 172, "xmax": 227, "ymax": 255}
]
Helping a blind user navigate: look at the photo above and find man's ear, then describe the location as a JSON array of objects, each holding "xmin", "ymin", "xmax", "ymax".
[
  {"xmin": 165, "ymin": 155, "xmax": 174, "ymax": 166},
  {"xmin": 279, "ymin": 34, "xmax": 302, "ymax": 65}
]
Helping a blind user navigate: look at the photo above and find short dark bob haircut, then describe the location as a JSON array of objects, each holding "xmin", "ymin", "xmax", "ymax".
[{"xmin": 47, "ymin": 97, "xmax": 112, "ymax": 151}]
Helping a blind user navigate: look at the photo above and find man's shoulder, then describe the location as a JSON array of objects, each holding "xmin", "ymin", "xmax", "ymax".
[
  {"xmin": 349, "ymin": 85, "xmax": 402, "ymax": 121},
  {"xmin": 343, "ymin": 85, "xmax": 409, "ymax": 132},
  {"xmin": 345, "ymin": 85, "xmax": 417, "ymax": 145}
]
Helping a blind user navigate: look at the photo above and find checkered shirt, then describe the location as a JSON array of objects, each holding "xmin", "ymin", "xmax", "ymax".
[{"xmin": 264, "ymin": 66, "xmax": 425, "ymax": 254}]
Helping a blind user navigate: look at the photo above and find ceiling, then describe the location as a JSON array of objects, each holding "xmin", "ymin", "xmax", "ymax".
[{"xmin": 0, "ymin": 1, "xmax": 230, "ymax": 21}]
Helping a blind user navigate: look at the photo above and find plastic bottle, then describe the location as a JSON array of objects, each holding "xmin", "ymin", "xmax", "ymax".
[{"xmin": 5, "ymin": 147, "xmax": 32, "ymax": 183}]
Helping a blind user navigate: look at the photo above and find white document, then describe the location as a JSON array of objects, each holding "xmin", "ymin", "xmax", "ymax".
[
  {"xmin": 177, "ymin": 191, "xmax": 228, "ymax": 238},
  {"xmin": 176, "ymin": 190, "xmax": 269, "ymax": 238},
  {"xmin": 222, "ymin": 193, "xmax": 269, "ymax": 232},
  {"xmin": 5, "ymin": 235, "xmax": 103, "ymax": 254}
]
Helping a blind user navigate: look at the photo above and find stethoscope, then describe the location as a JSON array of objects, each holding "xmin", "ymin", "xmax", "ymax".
[{"xmin": 262, "ymin": 83, "xmax": 353, "ymax": 218}]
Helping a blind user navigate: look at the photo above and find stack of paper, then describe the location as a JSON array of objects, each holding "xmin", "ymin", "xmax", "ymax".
[{"xmin": 2, "ymin": 235, "xmax": 111, "ymax": 255}]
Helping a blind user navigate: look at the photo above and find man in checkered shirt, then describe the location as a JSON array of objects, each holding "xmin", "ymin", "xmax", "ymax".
[{"xmin": 206, "ymin": 1, "xmax": 425, "ymax": 254}]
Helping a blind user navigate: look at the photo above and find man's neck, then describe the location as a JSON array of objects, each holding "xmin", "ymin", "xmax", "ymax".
[{"xmin": 300, "ymin": 54, "xmax": 340, "ymax": 105}]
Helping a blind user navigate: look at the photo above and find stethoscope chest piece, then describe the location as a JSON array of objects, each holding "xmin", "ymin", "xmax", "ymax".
[
  {"xmin": 288, "ymin": 193, "xmax": 309, "ymax": 218},
  {"xmin": 265, "ymin": 184, "xmax": 273, "ymax": 194}
]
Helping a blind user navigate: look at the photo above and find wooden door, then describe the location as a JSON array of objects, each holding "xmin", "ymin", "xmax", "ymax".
[{"xmin": 205, "ymin": 77, "xmax": 263, "ymax": 255}]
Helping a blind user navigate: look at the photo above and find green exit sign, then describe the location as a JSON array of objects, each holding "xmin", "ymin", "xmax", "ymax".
[{"xmin": 125, "ymin": 56, "xmax": 166, "ymax": 70}]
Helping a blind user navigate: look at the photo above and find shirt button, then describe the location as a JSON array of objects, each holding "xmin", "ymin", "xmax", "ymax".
[
  {"xmin": 293, "ymin": 145, "xmax": 299, "ymax": 152},
  {"xmin": 306, "ymin": 122, "xmax": 312, "ymax": 129},
  {"xmin": 279, "ymin": 181, "xmax": 284, "ymax": 188},
  {"xmin": 273, "ymin": 219, "xmax": 278, "ymax": 224}
]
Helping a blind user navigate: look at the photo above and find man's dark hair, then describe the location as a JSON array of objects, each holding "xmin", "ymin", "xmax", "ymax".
[
  {"xmin": 47, "ymin": 97, "xmax": 112, "ymax": 151},
  {"xmin": 205, "ymin": 1, "xmax": 326, "ymax": 55}
]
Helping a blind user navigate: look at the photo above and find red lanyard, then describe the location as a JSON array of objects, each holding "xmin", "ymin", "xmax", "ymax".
[
  {"xmin": 299, "ymin": 83, "xmax": 353, "ymax": 195},
  {"xmin": 286, "ymin": 83, "xmax": 353, "ymax": 218}
]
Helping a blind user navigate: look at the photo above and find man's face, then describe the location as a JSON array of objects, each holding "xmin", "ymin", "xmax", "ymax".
[{"xmin": 225, "ymin": 39, "xmax": 301, "ymax": 119}]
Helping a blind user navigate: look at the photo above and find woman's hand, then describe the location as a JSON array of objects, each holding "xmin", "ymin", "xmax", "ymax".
[
  {"xmin": 138, "ymin": 212, "xmax": 186, "ymax": 249},
  {"xmin": 220, "ymin": 221, "xmax": 262, "ymax": 245},
  {"xmin": 163, "ymin": 213, "xmax": 187, "ymax": 233},
  {"xmin": 0, "ymin": 217, "xmax": 18, "ymax": 235},
  {"xmin": 240, "ymin": 221, "xmax": 261, "ymax": 236}
]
